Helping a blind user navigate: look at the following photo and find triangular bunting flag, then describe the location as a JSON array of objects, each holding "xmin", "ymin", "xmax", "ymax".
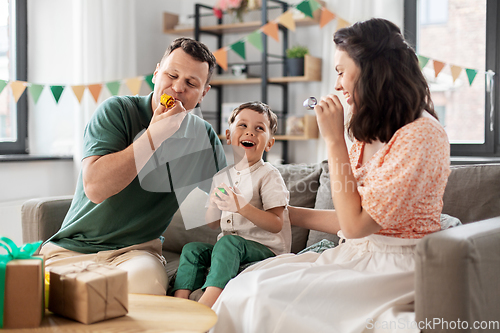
[
  {"xmin": 336, "ymin": 18, "xmax": 349, "ymax": 31},
  {"xmin": 231, "ymin": 40, "xmax": 246, "ymax": 60},
  {"xmin": 465, "ymin": 68, "xmax": 478, "ymax": 86},
  {"xmin": 145, "ymin": 74, "xmax": 154, "ymax": 91},
  {"xmin": 106, "ymin": 81, "xmax": 121, "ymax": 96},
  {"xmin": 296, "ymin": 0, "xmax": 313, "ymax": 18},
  {"xmin": 28, "ymin": 84, "xmax": 44, "ymax": 104},
  {"xmin": 125, "ymin": 77, "xmax": 142, "ymax": 95},
  {"xmin": 247, "ymin": 31, "xmax": 263, "ymax": 52},
  {"xmin": 278, "ymin": 10, "xmax": 296, "ymax": 31},
  {"xmin": 308, "ymin": 0, "xmax": 322, "ymax": 12},
  {"xmin": 213, "ymin": 48, "xmax": 228, "ymax": 71},
  {"xmin": 433, "ymin": 60, "xmax": 445, "ymax": 78},
  {"xmin": 71, "ymin": 85, "xmax": 86, "ymax": 103},
  {"xmin": 320, "ymin": 8, "xmax": 336, "ymax": 28},
  {"xmin": 450, "ymin": 65, "xmax": 462, "ymax": 83},
  {"xmin": 261, "ymin": 22, "xmax": 280, "ymax": 42},
  {"xmin": 10, "ymin": 81, "xmax": 27, "ymax": 102},
  {"xmin": 417, "ymin": 55, "xmax": 429, "ymax": 69},
  {"xmin": 50, "ymin": 85, "xmax": 65, "ymax": 104},
  {"xmin": 0, "ymin": 80, "xmax": 8, "ymax": 94},
  {"xmin": 88, "ymin": 84, "xmax": 102, "ymax": 103}
]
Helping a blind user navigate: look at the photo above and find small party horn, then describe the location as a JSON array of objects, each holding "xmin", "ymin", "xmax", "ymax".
[
  {"xmin": 160, "ymin": 94, "xmax": 175, "ymax": 108},
  {"xmin": 303, "ymin": 97, "xmax": 317, "ymax": 110}
]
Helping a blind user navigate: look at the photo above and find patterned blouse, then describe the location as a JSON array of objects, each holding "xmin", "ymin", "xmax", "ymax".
[{"xmin": 350, "ymin": 117, "xmax": 450, "ymax": 239}]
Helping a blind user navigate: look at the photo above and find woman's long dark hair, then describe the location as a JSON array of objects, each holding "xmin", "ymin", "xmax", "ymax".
[{"xmin": 334, "ymin": 18, "xmax": 437, "ymax": 143}]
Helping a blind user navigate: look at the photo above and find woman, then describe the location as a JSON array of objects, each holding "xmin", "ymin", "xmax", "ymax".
[{"xmin": 210, "ymin": 18, "xmax": 450, "ymax": 333}]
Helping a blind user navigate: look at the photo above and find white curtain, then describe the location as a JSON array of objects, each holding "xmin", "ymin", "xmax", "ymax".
[
  {"xmin": 72, "ymin": 0, "xmax": 137, "ymax": 170},
  {"xmin": 316, "ymin": 0, "xmax": 404, "ymax": 162}
]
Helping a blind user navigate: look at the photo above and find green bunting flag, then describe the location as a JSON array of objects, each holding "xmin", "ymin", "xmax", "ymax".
[
  {"xmin": 28, "ymin": 84, "xmax": 44, "ymax": 104},
  {"xmin": 145, "ymin": 74, "xmax": 154, "ymax": 91},
  {"xmin": 50, "ymin": 85, "xmax": 65, "ymax": 103},
  {"xmin": 247, "ymin": 31, "xmax": 263, "ymax": 52},
  {"xmin": 106, "ymin": 81, "xmax": 121, "ymax": 96},
  {"xmin": 296, "ymin": 0, "xmax": 313, "ymax": 18},
  {"xmin": 308, "ymin": 0, "xmax": 322, "ymax": 12},
  {"xmin": 231, "ymin": 40, "xmax": 246, "ymax": 60},
  {"xmin": 0, "ymin": 80, "xmax": 7, "ymax": 94},
  {"xmin": 465, "ymin": 68, "xmax": 478, "ymax": 86},
  {"xmin": 418, "ymin": 55, "xmax": 430, "ymax": 69}
]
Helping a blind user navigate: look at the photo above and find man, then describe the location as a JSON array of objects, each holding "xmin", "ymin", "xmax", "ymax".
[{"xmin": 40, "ymin": 37, "xmax": 227, "ymax": 295}]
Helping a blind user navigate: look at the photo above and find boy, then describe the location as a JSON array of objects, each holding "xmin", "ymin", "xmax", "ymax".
[{"xmin": 173, "ymin": 101, "xmax": 291, "ymax": 307}]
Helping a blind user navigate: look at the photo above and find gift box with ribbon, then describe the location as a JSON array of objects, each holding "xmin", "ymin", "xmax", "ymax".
[
  {"xmin": 0, "ymin": 237, "xmax": 44, "ymax": 329},
  {"xmin": 49, "ymin": 262, "xmax": 128, "ymax": 324}
]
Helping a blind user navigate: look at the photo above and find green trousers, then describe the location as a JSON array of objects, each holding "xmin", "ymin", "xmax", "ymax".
[{"xmin": 172, "ymin": 235, "xmax": 275, "ymax": 292}]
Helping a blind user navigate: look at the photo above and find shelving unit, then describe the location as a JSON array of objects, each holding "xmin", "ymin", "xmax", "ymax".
[{"xmin": 163, "ymin": 1, "xmax": 322, "ymax": 163}]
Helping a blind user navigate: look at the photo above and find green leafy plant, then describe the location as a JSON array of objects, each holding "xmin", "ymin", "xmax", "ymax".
[{"xmin": 286, "ymin": 45, "xmax": 309, "ymax": 59}]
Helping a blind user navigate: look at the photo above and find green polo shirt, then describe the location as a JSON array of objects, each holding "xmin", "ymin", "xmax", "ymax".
[{"xmin": 48, "ymin": 93, "xmax": 226, "ymax": 253}]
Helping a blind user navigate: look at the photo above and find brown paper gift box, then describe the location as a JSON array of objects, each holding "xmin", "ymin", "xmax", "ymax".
[
  {"xmin": 3, "ymin": 259, "xmax": 44, "ymax": 328},
  {"xmin": 48, "ymin": 263, "xmax": 128, "ymax": 324}
]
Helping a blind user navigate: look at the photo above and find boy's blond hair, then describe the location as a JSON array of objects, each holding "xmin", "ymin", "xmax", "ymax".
[{"xmin": 228, "ymin": 101, "xmax": 278, "ymax": 135}]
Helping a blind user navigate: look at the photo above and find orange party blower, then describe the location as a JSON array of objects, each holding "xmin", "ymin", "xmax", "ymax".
[{"xmin": 160, "ymin": 94, "xmax": 175, "ymax": 108}]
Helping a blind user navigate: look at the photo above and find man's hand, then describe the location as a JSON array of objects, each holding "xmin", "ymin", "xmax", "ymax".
[{"xmin": 148, "ymin": 100, "xmax": 187, "ymax": 149}]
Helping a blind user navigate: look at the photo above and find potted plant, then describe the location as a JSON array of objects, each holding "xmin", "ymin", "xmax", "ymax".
[{"xmin": 286, "ymin": 45, "xmax": 309, "ymax": 77}]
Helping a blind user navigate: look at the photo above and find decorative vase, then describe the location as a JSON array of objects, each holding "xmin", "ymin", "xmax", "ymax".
[{"xmin": 286, "ymin": 57, "xmax": 305, "ymax": 77}]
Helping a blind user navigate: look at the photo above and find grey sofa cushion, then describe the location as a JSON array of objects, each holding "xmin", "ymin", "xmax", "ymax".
[
  {"xmin": 276, "ymin": 163, "xmax": 321, "ymax": 253},
  {"xmin": 309, "ymin": 160, "xmax": 340, "ymax": 247},
  {"xmin": 442, "ymin": 164, "xmax": 500, "ymax": 224}
]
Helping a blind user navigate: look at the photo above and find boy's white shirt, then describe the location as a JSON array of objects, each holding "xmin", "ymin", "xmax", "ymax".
[{"xmin": 209, "ymin": 159, "xmax": 291, "ymax": 255}]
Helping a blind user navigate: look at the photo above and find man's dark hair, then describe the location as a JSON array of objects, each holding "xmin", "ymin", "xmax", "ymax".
[
  {"xmin": 160, "ymin": 37, "xmax": 217, "ymax": 86},
  {"xmin": 229, "ymin": 101, "xmax": 278, "ymax": 135},
  {"xmin": 334, "ymin": 18, "xmax": 437, "ymax": 143}
]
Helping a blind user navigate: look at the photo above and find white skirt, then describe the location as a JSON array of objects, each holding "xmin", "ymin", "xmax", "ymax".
[{"xmin": 210, "ymin": 232, "xmax": 421, "ymax": 333}]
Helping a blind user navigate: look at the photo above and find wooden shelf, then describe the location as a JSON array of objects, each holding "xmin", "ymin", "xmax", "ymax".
[
  {"xmin": 164, "ymin": 16, "xmax": 319, "ymax": 35},
  {"xmin": 211, "ymin": 55, "xmax": 322, "ymax": 85}
]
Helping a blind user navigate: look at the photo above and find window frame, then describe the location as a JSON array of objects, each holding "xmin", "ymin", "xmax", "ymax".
[
  {"xmin": 404, "ymin": 0, "xmax": 500, "ymax": 157},
  {"xmin": 0, "ymin": 0, "xmax": 28, "ymax": 155}
]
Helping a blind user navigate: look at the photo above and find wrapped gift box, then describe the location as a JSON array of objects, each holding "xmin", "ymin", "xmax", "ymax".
[
  {"xmin": 3, "ymin": 258, "xmax": 44, "ymax": 328},
  {"xmin": 48, "ymin": 263, "xmax": 128, "ymax": 324}
]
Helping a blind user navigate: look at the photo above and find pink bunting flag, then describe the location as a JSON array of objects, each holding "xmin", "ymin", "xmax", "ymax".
[
  {"xmin": 88, "ymin": 84, "xmax": 102, "ymax": 103},
  {"xmin": 320, "ymin": 8, "xmax": 336, "ymax": 28},
  {"xmin": 261, "ymin": 22, "xmax": 280, "ymax": 42},
  {"xmin": 213, "ymin": 48, "xmax": 228, "ymax": 71},
  {"xmin": 433, "ymin": 60, "xmax": 445, "ymax": 78}
]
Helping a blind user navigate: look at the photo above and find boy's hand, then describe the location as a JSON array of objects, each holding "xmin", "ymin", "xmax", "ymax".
[{"xmin": 213, "ymin": 183, "xmax": 248, "ymax": 213}]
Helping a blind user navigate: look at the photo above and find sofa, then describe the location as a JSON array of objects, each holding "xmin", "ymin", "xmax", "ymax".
[{"xmin": 22, "ymin": 161, "xmax": 500, "ymax": 332}]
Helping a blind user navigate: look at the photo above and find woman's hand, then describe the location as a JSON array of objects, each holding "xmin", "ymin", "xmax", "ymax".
[
  {"xmin": 314, "ymin": 94, "xmax": 345, "ymax": 145},
  {"xmin": 212, "ymin": 183, "xmax": 248, "ymax": 213}
]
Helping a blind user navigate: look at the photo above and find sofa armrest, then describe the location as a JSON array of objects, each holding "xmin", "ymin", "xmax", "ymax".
[
  {"xmin": 21, "ymin": 196, "xmax": 73, "ymax": 244},
  {"xmin": 415, "ymin": 217, "xmax": 500, "ymax": 332}
]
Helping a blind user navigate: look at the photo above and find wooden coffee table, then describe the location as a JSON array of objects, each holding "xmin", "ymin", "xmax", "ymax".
[{"xmin": 5, "ymin": 294, "xmax": 217, "ymax": 332}]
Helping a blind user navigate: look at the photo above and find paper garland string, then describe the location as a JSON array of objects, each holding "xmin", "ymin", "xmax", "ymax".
[
  {"xmin": 212, "ymin": 0, "xmax": 348, "ymax": 71},
  {"xmin": 0, "ymin": 0, "xmax": 491, "ymax": 107}
]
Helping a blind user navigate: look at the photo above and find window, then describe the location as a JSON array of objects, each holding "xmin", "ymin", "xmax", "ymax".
[
  {"xmin": 405, "ymin": 0, "xmax": 500, "ymax": 156},
  {"xmin": 0, "ymin": 0, "xmax": 27, "ymax": 154}
]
